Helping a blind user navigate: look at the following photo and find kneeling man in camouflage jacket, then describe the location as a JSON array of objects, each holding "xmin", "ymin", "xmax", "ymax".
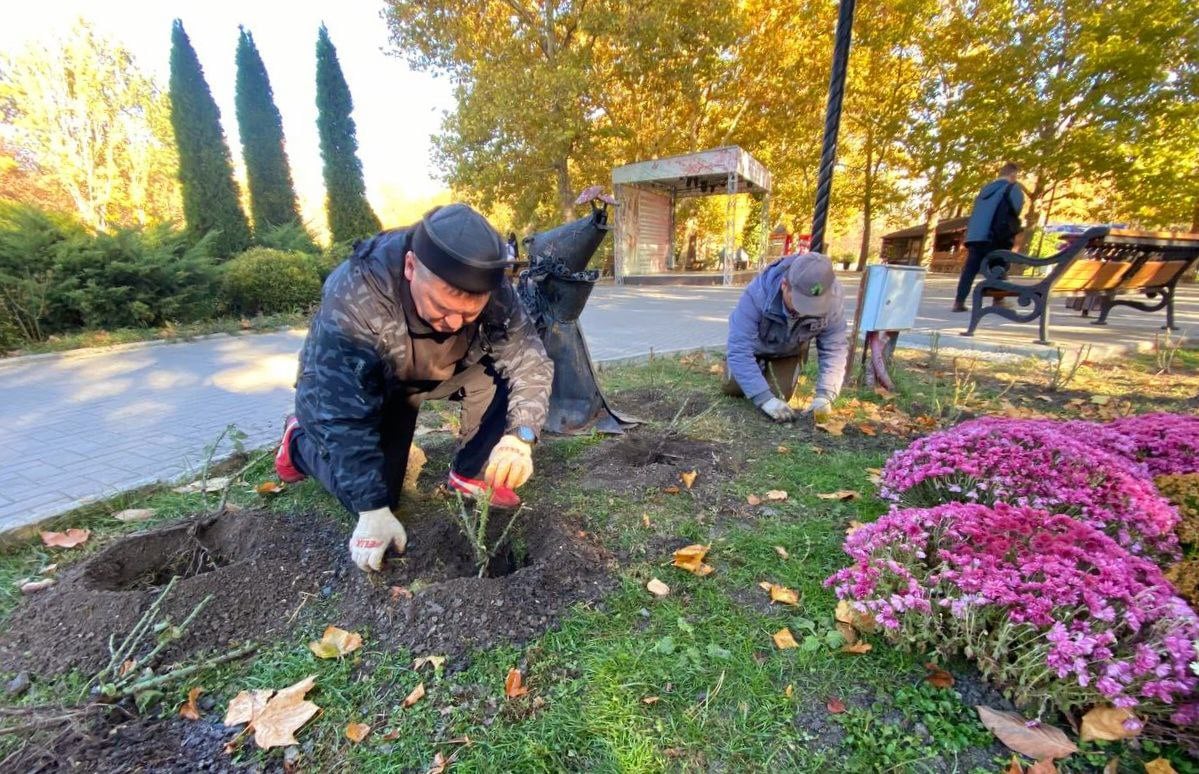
[{"xmin": 274, "ymin": 204, "xmax": 553, "ymax": 572}]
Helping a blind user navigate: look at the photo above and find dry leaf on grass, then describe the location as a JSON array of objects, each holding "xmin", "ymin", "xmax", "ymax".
[
  {"xmin": 1079, "ymin": 705, "xmax": 1141, "ymax": 743},
  {"xmin": 1027, "ymin": 761, "xmax": 1057, "ymax": 774},
  {"xmin": 1144, "ymin": 759, "xmax": 1177, "ymax": 774},
  {"xmin": 224, "ymin": 676, "xmax": 319, "ymax": 750},
  {"xmin": 672, "ymin": 544, "xmax": 713, "ymax": 576},
  {"xmin": 1090, "ymin": 394, "xmax": 1111, "ymax": 405},
  {"xmin": 784, "ymin": 684, "xmax": 794, "ymax": 698},
  {"xmin": 505, "ymin": 668, "xmax": 529, "ymax": 699},
  {"xmin": 816, "ymin": 419, "xmax": 846, "ymax": 436},
  {"xmin": 427, "ymin": 751, "xmax": 451, "ymax": 774},
  {"xmin": 835, "ymin": 599, "xmax": 877, "ymax": 635},
  {"xmin": 774, "ymin": 546, "xmax": 789, "ymax": 559},
  {"xmin": 663, "ymin": 485, "xmax": 681, "ymax": 495},
  {"xmin": 845, "ymin": 520, "xmax": 866, "ymax": 537},
  {"xmin": 856, "ymin": 423, "xmax": 877, "ymax": 436},
  {"xmin": 679, "ymin": 470, "xmax": 698, "ymax": 489},
  {"xmin": 975, "ymin": 706, "xmax": 1078, "ymax": 761},
  {"xmin": 308, "ymin": 626, "xmax": 363, "ymax": 659},
  {"xmin": 173, "ymin": 477, "xmax": 229, "ymax": 494},
  {"xmin": 40, "ymin": 529, "xmax": 89, "ymax": 548},
  {"xmin": 924, "ymin": 663, "xmax": 954, "ymax": 689},
  {"xmin": 113, "ymin": 508, "xmax": 156, "ymax": 523},
  {"xmin": 765, "ymin": 490, "xmax": 788, "ymax": 501},
  {"xmin": 390, "ymin": 586, "xmax": 414, "ymax": 601},
  {"xmin": 817, "ymin": 490, "xmax": 860, "ymax": 501},
  {"xmin": 403, "ymin": 682, "xmax": 426, "ymax": 708},
  {"xmin": 761, "ymin": 583, "xmax": 799, "ymax": 606},
  {"xmin": 773, "ymin": 628, "xmax": 798, "ymax": 649},
  {"xmin": 19, "ymin": 578, "xmax": 55, "ymax": 594},
  {"xmin": 777, "ymin": 445, "xmax": 790, "ymax": 454},
  {"xmin": 747, "ymin": 494, "xmax": 762, "ymax": 506},
  {"xmin": 865, "ymin": 468, "xmax": 884, "ymax": 486},
  {"xmin": 646, "ymin": 578, "xmax": 670, "ymax": 597},
  {"xmin": 413, "ymin": 655, "xmax": 446, "ymax": 671},
  {"xmin": 641, "ymin": 696, "xmax": 660, "ymax": 705},
  {"xmin": 841, "ymin": 642, "xmax": 872, "ymax": 654},
  {"xmin": 178, "ymin": 686, "xmax": 204, "ymax": 720},
  {"xmin": 345, "ymin": 722, "xmax": 371, "ymax": 743},
  {"xmin": 826, "ymin": 697, "xmax": 846, "ymax": 714},
  {"xmin": 256, "ymin": 481, "xmax": 285, "ymax": 495}
]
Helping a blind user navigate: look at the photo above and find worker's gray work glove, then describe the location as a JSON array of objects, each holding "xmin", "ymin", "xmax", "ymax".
[
  {"xmin": 806, "ymin": 395, "xmax": 833, "ymax": 423},
  {"xmin": 350, "ymin": 506, "xmax": 407, "ymax": 572},
  {"xmin": 760, "ymin": 397, "xmax": 797, "ymax": 423}
]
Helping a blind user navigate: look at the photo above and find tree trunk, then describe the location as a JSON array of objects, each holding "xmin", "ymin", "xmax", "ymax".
[
  {"xmin": 1191, "ymin": 198, "xmax": 1199, "ymax": 233},
  {"xmin": 554, "ymin": 158, "xmax": 573, "ymax": 222},
  {"xmin": 920, "ymin": 208, "xmax": 941, "ymax": 268},
  {"xmin": 1017, "ymin": 174, "xmax": 1048, "ymax": 253}
]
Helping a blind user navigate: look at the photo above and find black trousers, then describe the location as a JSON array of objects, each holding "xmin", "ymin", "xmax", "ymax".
[
  {"xmin": 954, "ymin": 243, "xmax": 992, "ymax": 306},
  {"xmin": 290, "ymin": 362, "xmax": 509, "ymax": 513}
]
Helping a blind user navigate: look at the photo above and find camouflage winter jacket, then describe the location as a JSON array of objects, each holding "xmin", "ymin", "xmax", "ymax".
[{"xmin": 295, "ymin": 229, "xmax": 553, "ymax": 513}]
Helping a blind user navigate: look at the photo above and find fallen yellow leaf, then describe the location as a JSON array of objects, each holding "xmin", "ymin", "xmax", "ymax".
[
  {"xmin": 256, "ymin": 481, "xmax": 285, "ymax": 495},
  {"xmin": 766, "ymin": 583, "xmax": 799, "ymax": 606},
  {"xmin": 1145, "ymin": 759, "xmax": 1177, "ymax": 774},
  {"xmin": 230, "ymin": 675, "xmax": 320, "ymax": 750},
  {"xmin": 641, "ymin": 695, "xmax": 660, "ymax": 705},
  {"xmin": 40, "ymin": 529, "xmax": 89, "ymax": 548},
  {"xmin": 777, "ymin": 445, "xmax": 790, "ymax": 454},
  {"xmin": 817, "ymin": 490, "xmax": 860, "ymax": 501},
  {"xmin": 1091, "ymin": 394, "xmax": 1111, "ymax": 405},
  {"xmin": 773, "ymin": 628, "xmax": 799, "ymax": 649},
  {"xmin": 663, "ymin": 485, "xmax": 681, "ymax": 495},
  {"xmin": 680, "ymin": 470, "xmax": 698, "ymax": 489},
  {"xmin": 308, "ymin": 625, "xmax": 363, "ymax": 659},
  {"xmin": 846, "ymin": 520, "xmax": 866, "ymax": 537},
  {"xmin": 856, "ymin": 423, "xmax": 877, "ymax": 436},
  {"xmin": 765, "ymin": 490, "xmax": 788, "ymax": 501},
  {"xmin": 505, "ymin": 668, "xmax": 529, "ymax": 699},
  {"xmin": 672, "ymin": 544, "xmax": 710, "ymax": 574},
  {"xmin": 225, "ymin": 689, "xmax": 273, "ymax": 726},
  {"xmin": 113, "ymin": 508, "xmax": 156, "ymax": 523},
  {"xmin": 647, "ymin": 577, "xmax": 670, "ymax": 597},
  {"xmin": 924, "ymin": 663, "xmax": 954, "ymax": 689},
  {"xmin": 178, "ymin": 686, "xmax": 204, "ymax": 720},
  {"xmin": 1079, "ymin": 705, "xmax": 1142, "ymax": 743},
  {"xmin": 345, "ymin": 722, "xmax": 371, "ymax": 743},
  {"xmin": 841, "ymin": 642, "xmax": 872, "ymax": 654},
  {"xmin": 403, "ymin": 682, "xmax": 426, "ymax": 708},
  {"xmin": 816, "ymin": 419, "xmax": 846, "ymax": 436},
  {"xmin": 413, "ymin": 655, "xmax": 447, "ymax": 671},
  {"xmin": 975, "ymin": 706, "xmax": 1078, "ymax": 762},
  {"xmin": 774, "ymin": 546, "xmax": 789, "ymax": 559},
  {"xmin": 747, "ymin": 494, "xmax": 762, "ymax": 506},
  {"xmin": 642, "ymin": 513, "xmax": 651, "ymax": 528},
  {"xmin": 784, "ymin": 684, "xmax": 793, "ymax": 698}
]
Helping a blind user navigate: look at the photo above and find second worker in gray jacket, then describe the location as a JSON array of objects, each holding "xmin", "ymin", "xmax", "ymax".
[{"xmin": 724, "ymin": 252, "xmax": 849, "ymax": 423}]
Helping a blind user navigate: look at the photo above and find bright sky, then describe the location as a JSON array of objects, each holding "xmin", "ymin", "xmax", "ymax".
[{"xmin": 0, "ymin": 0, "xmax": 456, "ymax": 230}]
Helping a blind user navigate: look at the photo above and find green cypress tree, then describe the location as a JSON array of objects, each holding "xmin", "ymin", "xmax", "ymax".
[
  {"xmin": 235, "ymin": 26, "xmax": 302, "ymax": 235},
  {"xmin": 315, "ymin": 24, "xmax": 381, "ymax": 242},
  {"xmin": 169, "ymin": 19, "xmax": 251, "ymax": 257}
]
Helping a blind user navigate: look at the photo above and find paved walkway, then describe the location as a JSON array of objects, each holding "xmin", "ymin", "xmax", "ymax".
[{"xmin": 1, "ymin": 277, "xmax": 1195, "ymax": 533}]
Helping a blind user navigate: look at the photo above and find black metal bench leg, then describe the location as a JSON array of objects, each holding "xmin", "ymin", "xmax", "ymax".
[
  {"xmin": 1163, "ymin": 285, "xmax": 1177, "ymax": 331},
  {"xmin": 1093, "ymin": 295, "xmax": 1112, "ymax": 326},
  {"xmin": 1037, "ymin": 298, "xmax": 1051, "ymax": 345},
  {"xmin": 962, "ymin": 285, "xmax": 987, "ymax": 337}
]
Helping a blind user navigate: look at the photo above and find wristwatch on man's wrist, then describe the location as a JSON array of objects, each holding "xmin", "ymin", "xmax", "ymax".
[{"xmin": 510, "ymin": 426, "xmax": 538, "ymax": 445}]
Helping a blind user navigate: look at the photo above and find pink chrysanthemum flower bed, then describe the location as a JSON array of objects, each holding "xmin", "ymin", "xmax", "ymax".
[
  {"xmin": 879, "ymin": 417, "xmax": 1180, "ymax": 559},
  {"xmin": 825, "ymin": 502, "xmax": 1199, "ymax": 726},
  {"xmin": 1099, "ymin": 413, "xmax": 1199, "ymax": 477}
]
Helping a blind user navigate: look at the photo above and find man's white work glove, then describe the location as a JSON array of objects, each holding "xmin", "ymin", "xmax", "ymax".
[
  {"xmin": 484, "ymin": 435, "xmax": 533, "ymax": 490},
  {"xmin": 760, "ymin": 397, "xmax": 797, "ymax": 423},
  {"xmin": 807, "ymin": 395, "xmax": 833, "ymax": 423},
  {"xmin": 350, "ymin": 506, "xmax": 407, "ymax": 572}
]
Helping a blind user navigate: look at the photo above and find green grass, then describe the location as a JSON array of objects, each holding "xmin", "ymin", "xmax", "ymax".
[{"xmin": 1, "ymin": 350, "xmax": 1197, "ymax": 771}]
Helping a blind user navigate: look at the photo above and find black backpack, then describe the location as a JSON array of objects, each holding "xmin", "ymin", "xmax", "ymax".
[{"xmin": 988, "ymin": 182, "xmax": 1022, "ymax": 247}]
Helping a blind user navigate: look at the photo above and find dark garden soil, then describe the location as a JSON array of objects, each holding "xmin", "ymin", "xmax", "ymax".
[
  {"xmin": 575, "ymin": 430, "xmax": 734, "ymax": 495},
  {"xmin": 0, "ymin": 499, "xmax": 614, "ymax": 678}
]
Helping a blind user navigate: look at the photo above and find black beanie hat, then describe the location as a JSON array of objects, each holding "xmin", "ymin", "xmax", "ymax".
[{"xmin": 410, "ymin": 203, "xmax": 510, "ymax": 293}]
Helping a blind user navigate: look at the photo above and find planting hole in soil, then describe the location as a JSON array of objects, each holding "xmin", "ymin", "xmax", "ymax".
[
  {"xmin": 80, "ymin": 521, "xmax": 231, "ymax": 591},
  {"xmin": 577, "ymin": 429, "xmax": 732, "ymax": 494}
]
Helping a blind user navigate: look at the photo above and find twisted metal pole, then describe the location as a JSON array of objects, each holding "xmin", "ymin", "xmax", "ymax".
[{"xmin": 809, "ymin": 0, "xmax": 857, "ymax": 254}]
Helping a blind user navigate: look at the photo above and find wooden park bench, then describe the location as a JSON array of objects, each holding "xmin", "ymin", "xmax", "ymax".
[
  {"xmin": 1088, "ymin": 243, "xmax": 1198, "ymax": 331},
  {"xmin": 962, "ymin": 226, "xmax": 1112, "ymax": 345}
]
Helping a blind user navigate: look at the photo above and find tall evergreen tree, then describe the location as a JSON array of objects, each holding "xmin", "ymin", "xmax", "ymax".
[
  {"xmin": 168, "ymin": 19, "xmax": 250, "ymax": 257},
  {"xmin": 315, "ymin": 24, "xmax": 380, "ymax": 242},
  {"xmin": 235, "ymin": 27, "xmax": 301, "ymax": 235}
]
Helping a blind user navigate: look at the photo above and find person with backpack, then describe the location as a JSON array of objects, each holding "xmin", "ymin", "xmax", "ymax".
[{"xmin": 952, "ymin": 162, "xmax": 1025, "ymax": 312}]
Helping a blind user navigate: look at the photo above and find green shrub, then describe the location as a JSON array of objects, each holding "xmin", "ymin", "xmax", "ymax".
[
  {"xmin": 256, "ymin": 221, "xmax": 319, "ymax": 254},
  {"xmin": 314, "ymin": 240, "xmax": 352, "ymax": 280},
  {"xmin": 0, "ymin": 201, "xmax": 220, "ymax": 341},
  {"xmin": 221, "ymin": 247, "xmax": 323, "ymax": 316}
]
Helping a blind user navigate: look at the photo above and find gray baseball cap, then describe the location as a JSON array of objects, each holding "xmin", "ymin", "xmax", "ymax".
[{"xmin": 785, "ymin": 252, "xmax": 837, "ymax": 317}]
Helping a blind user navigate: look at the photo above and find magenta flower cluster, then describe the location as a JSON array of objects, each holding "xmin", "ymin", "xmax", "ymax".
[
  {"xmin": 879, "ymin": 417, "xmax": 1180, "ymax": 559},
  {"xmin": 826, "ymin": 502, "xmax": 1199, "ymax": 724},
  {"xmin": 1098, "ymin": 413, "xmax": 1199, "ymax": 477}
]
